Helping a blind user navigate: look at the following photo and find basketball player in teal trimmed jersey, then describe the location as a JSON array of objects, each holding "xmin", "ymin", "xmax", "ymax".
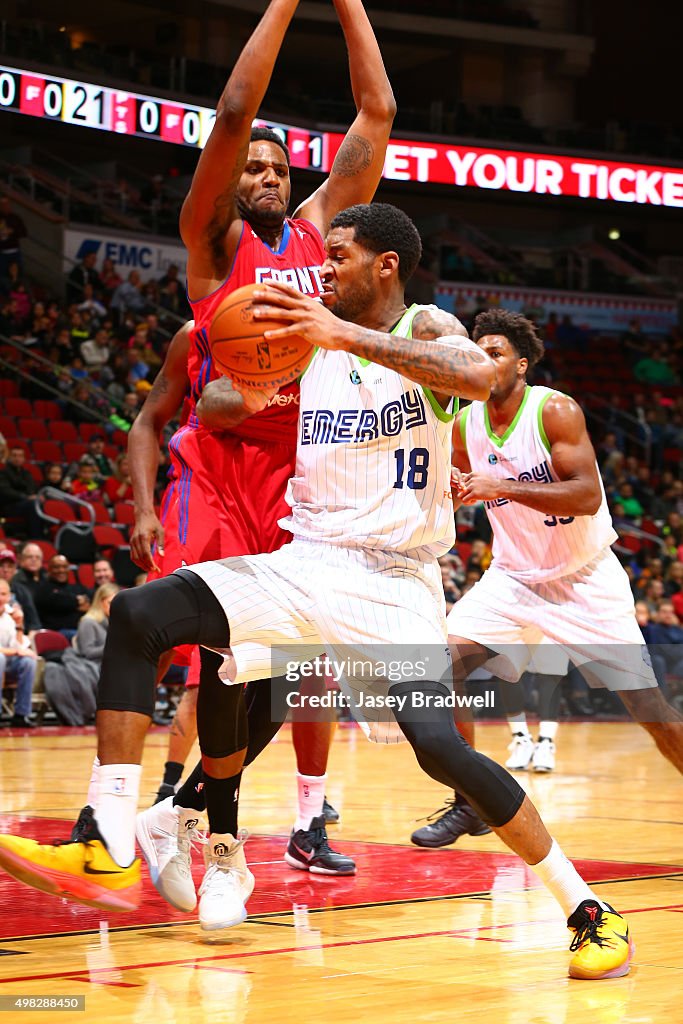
[{"xmin": 414, "ymin": 308, "xmax": 683, "ymax": 854}]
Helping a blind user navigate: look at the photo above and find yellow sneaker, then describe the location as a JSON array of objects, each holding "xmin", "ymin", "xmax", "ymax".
[
  {"xmin": 568, "ymin": 900, "xmax": 634, "ymax": 979},
  {"xmin": 0, "ymin": 807, "xmax": 141, "ymax": 912}
]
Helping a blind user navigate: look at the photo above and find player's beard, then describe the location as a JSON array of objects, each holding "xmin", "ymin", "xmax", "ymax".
[
  {"xmin": 328, "ymin": 275, "xmax": 375, "ymax": 324},
  {"xmin": 237, "ymin": 195, "xmax": 286, "ymax": 232}
]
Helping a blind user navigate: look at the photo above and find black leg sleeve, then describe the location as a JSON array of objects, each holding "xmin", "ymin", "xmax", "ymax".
[
  {"xmin": 196, "ymin": 648, "xmax": 248, "ymax": 759},
  {"xmin": 389, "ymin": 681, "xmax": 525, "ymax": 828},
  {"xmin": 98, "ymin": 572, "xmax": 229, "ymax": 717}
]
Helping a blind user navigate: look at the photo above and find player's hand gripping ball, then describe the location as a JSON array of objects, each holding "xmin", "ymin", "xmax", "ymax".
[{"xmin": 209, "ymin": 282, "xmax": 313, "ymax": 390}]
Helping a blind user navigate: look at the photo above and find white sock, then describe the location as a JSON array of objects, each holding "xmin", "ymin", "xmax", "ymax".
[
  {"xmin": 86, "ymin": 756, "xmax": 100, "ymax": 808},
  {"xmin": 95, "ymin": 764, "xmax": 142, "ymax": 867},
  {"xmin": 295, "ymin": 772, "xmax": 326, "ymax": 831},
  {"xmin": 531, "ymin": 839, "xmax": 607, "ymax": 919},
  {"xmin": 508, "ymin": 715, "xmax": 530, "ymax": 736},
  {"xmin": 538, "ymin": 721, "xmax": 558, "ymax": 741}
]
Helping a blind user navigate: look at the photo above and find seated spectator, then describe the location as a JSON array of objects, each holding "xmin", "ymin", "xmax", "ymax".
[
  {"xmin": 127, "ymin": 345, "xmax": 150, "ymax": 387},
  {"xmin": 93, "ymin": 558, "xmax": 115, "ymax": 587},
  {"xmin": 42, "ymin": 463, "xmax": 67, "ymax": 491},
  {"xmin": 634, "ymin": 350, "xmax": 680, "ymax": 386},
  {"xmin": 100, "ymin": 257, "xmax": 122, "ymax": 299},
  {"xmin": 664, "ymin": 561, "xmax": 683, "ymax": 599},
  {"xmin": 81, "ymin": 328, "xmax": 112, "ymax": 371},
  {"xmin": 0, "ymin": 432, "xmax": 7, "ymax": 464},
  {"xmin": 467, "ymin": 538, "xmax": 492, "ymax": 574},
  {"xmin": 53, "ymin": 327, "xmax": 76, "ymax": 364},
  {"xmin": 67, "ymin": 456, "xmax": 104, "ymax": 502},
  {"xmin": 77, "ymin": 284, "xmax": 107, "ymax": 325},
  {"xmin": 69, "ymin": 310, "xmax": 92, "ymax": 350},
  {"xmin": 64, "ymin": 382, "xmax": 108, "ymax": 425},
  {"xmin": 0, "ymin": 445, "xmax": 39, "ymax": 537},
  {"xmin": 110, "ymin": 270, "xmax": 146, "ymax": 319},
  {"xmin": 14, "ymin": 543, "xmax": 46, "ymax": 599},
  {"xmin": 34, "ymin": 555, "xmax": 90, "ymax": 639},
  {"xmin": 104, "ymin": 454, "xmax": 133, "ymax": 505},
  {"xmin": 0, "ymin": 547, "xmax": 41, "ymax": 633},
  {"xmin": 66, "ymin": 252, "xmax": 102, "ymax": 306},
  {"xmin": 646, "ymin": 600, "xmax": 683, "ymax": 691},
  {"xmin": 66, "ymin": 436, "xmax": 113, "ymax": 484},
  {"xmin": 613, "ymin": 482, "xmax": 644, "ymax": 521},
  {"xmin": 43, "ymin": 582, "xmax": 119, "ymax": 726},
  {"xmin": 0, "ymin": 578, "xmax": 37, "ymax": 727}
]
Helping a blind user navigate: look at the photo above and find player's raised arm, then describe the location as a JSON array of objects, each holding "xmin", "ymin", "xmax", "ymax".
[
  {"xmin": 180, "ymin": 0, "xmax": 300, "ymax": 288},
  {"xmin": 128, "ymin": 322, "xmax": 191, "ymax": 571},
  {"xmin": 295, "ymin": 0, "xmax": 396, "ymax": 231},
  {"xmin": 457, "ymin": 394, "xmax": 603, "ymax": 515}
]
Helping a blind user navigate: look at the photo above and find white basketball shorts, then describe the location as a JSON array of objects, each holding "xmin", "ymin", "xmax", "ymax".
[
  {"xmin": 183, "ymin": 539, "xmax": 452, "ymax": 741},
  {"xmin": 446, "ymin": 547, "xmax": 657, "ymax": 691}
]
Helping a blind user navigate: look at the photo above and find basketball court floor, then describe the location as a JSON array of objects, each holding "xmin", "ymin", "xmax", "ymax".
[{"xmin": 0, "ymin": 719, "xmax": 681, "ymax": 1022}]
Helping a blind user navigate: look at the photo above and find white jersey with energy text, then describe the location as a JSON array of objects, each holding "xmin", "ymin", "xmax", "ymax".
[
  {"xmin": 461, "ymin": 385, "xmax": 617, "ymax": 582},
  {"xmin": 280, "ymin": 304, "xmax": 457, "ymax": 559}
]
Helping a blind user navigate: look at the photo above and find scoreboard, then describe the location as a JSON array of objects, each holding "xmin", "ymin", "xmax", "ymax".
[
  {"xmin": 2, "ymin": 63, "xmax": 683, "ymax": 208},
  {"xmin": 0, "ymin": 64, "xmax": 330, "ymax": 170}
]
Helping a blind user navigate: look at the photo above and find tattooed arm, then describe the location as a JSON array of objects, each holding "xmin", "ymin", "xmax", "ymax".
[
  {"xmin": 128, "ymin": 322, "xmax": 191, "ymax": 571},
  {"xmin": 341, "ymin": 308, "xmax": 492, "ymax": 403},
  {"xmin": 295, "ymin": 0, "xmax": 395, "ymax": 233},
  {"xmin": 179, "ymin": 0, "xmax": 300, "ymax": 295},
  {"xmin": 255, "ymin": 288, "xmax": 494, "ymax": 402}
]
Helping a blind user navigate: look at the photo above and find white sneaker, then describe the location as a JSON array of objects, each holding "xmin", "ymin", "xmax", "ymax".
[
  {"xmin": 198, "ymin": 832, "xmax": 255, "ymax": 932},
  {"xmin": 135, "ymin": 796, "xmax": 204, "ymax": 912},
  {"xmin": 531, "ymin": 737, "xmax": 556, "ymax": 773},
  {"xmin": 505, "ymin": 732, "xmax": 534, "ymax": 771}
]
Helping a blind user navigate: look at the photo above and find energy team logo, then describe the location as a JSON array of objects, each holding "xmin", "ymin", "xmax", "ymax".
[{"xmin": 488, "ymin": 453, "xmax": 498, "ymax": 464}]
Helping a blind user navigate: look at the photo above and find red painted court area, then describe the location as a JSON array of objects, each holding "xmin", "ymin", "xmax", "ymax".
[{"xmin": 0, "ymin": 816, "xmax": 679, "ymax": 940}]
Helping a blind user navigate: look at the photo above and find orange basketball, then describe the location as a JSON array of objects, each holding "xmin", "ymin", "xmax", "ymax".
[{"xmin": 209, "ymin": 282, "xmax": 313, "ymax": 390}]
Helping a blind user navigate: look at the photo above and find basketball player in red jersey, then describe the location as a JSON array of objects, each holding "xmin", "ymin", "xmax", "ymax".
[{"xmin": 125, "ymin": 0, "xmax": 395, "ymax": 924}]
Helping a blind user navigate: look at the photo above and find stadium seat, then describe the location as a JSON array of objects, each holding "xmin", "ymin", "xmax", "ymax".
[
  {"xmin": 34, "ymin": 400, "xmax": 63, "ymax": 420},
  {"xmin": 77, "ymin": 563, "xmax": 95, "ymax": 590},
  {"xmin": 51, "ymin": 422, "xmax": 79, "ymax": 443},
  {"xmin": 0, "ymin": 415, "xmax": 16, "ymax": 437},
  {"xmin": 17, "ymin": 419, "xmax": 50, "ymax": 441},
  {"xmin": 33, "ymin": 539, "xmax": 57, "ymax": 562},
  {"xmin": 4, "ymin": 398, "xmax": 32, "ymax": 417},
  {"xmin": 31, "ymin": 440, "xmax": 64, "ymax": 463},
  {"xmin": 42, "ymin": 499, "xmax": 80, "ymax": 524},
  {"xmin": 85, "ymin": 501, "xmax": 112, "ymax": 525},
  {"xmin": 62, "ymin": 442, "xmax": 89, "ymax": 463},
  {"xmin": 112, "ymin": 429, "xmax": 129, "ymax": 447},
  {"xmin": 25, "ymin": 463, "xmax": 44, "ymax": 485},
  {"xmin": 0, "ymin": 380, "xmax": 20, "ymax": 398},
  {"xmin": 103, "ymin": 444, "xmax": 119, "ymax": 460},
  {"xmin": 111, "ymin": 546, "xmax": 140, "ymax": 587},
  {"xmin": 78, "ymin": 423, "xmax": 105, "ymax": 441},
  {"xmin": 93, "ymin": 525, "xmax": 127, "ymax": 553},
  {"xmin": 113, "ymin": 502, "xmax": 135, "ymax": 527}
]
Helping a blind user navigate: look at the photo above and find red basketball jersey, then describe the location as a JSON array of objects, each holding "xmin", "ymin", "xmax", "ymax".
[{"xmin": 186, "ymin": 217, "xmax": 325, "ymax": 443}]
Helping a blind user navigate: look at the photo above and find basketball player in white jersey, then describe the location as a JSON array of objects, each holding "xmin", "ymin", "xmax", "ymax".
[
  {"xmin": 413, "ymin": 308, "xmax": 683, "ymax": 850},
  {"xmin": 0, "ymin": 208, "xmax": 635, "ymax": 979}
]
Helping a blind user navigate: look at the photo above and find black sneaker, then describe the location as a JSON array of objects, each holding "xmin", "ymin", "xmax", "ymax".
[
  {"xmin": 153, "ymin": 783, "xmax": 176, "ymax": 805},
  {"xmin": 411, "ymin": 798, "xmax": 492, "ymax": 848},
  {"xmin": 284, "ymin": 815, "xmax": 356, "ymax": 875},
  {"xmin": 69, "ymin": 805, "xmax": 96, "ymax": 842},
  {"xmin": 322, "ymin": 796, "xmax": 340, "ymax": 825},
  {"xmin": 10, "ymin": 715, "xmax": 35, "ymax": 729}
]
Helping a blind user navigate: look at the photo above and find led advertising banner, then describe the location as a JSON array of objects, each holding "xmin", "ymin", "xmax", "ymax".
[{"xmin": 2, "ymin": 63, "xmax": 682, "ymax": 207}]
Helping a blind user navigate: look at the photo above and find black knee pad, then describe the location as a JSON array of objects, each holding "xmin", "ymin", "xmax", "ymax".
[
  {"xmin": 98, "ymin": 574, "xmax": 229, "ymax": 717},
  {"xmin": 389, "ymin": 681, "xmax": 525, "ymax": 828},
  {"xmin": 196, "ymin": 649, "xmax": 248, "ymax": 759}
]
